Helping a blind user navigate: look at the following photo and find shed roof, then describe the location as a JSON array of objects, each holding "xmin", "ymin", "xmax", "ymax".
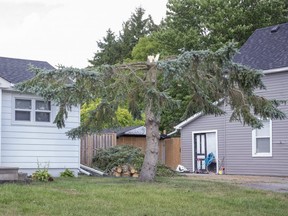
[
  {"xmin": 0, "ymin": 57, "xmax": 54, "ymax": 84},
  {"xmin": 101, "ymin": 126, "xmax": 144, "ymax": 137}
]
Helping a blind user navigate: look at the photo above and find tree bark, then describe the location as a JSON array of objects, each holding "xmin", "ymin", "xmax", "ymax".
[
  {"xmin": 139, "ymin": 104, "xmax": 160, "ymax": 181},
  {"xmin": 139, "ymin": 63, "xmax": 160, "ymax": 182}
]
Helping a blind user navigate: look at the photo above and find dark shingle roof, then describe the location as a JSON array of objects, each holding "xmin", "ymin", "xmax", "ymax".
[
  {"xmin": 101, "ymin": 126, "xmax": 142, "ymax": 137},
  {"xmin": 234, "ymin": 23, "xmax": 288, "ymax": 70},
  {"xmin": 101, "ymin": 126, "xmax": 168, "ymax": 139},
  {"xmin": 0, "ymin": 57, "xmax": 54, "ymax": 84}
]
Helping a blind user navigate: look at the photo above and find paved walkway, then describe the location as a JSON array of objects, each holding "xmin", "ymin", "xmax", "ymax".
[{"xmin": 185, "ymin": 173, "xmax": 288, "ymax": 193}]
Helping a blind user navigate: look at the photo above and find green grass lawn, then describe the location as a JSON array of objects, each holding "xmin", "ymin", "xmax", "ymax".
[{"xmin": 0, "ymin": 176, "xmax": 287, "ymax": 216}]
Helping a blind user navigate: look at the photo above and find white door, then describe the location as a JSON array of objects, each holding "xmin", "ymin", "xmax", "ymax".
[{"xmin": 193, "ymin": 131, "xmax": 218, "ymax": 173}]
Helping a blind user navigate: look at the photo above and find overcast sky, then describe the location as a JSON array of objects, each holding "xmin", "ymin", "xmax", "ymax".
[{"xmin": 0, "ymin": 0, "xmax": 167, "ymax": 68}]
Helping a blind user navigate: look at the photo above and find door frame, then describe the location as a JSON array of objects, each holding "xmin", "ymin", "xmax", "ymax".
[{"xmin": 192, "ymin": 130, "xmax": 218, "ymax": 173}]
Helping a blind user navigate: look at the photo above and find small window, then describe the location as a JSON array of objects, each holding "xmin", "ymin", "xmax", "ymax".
[
  {"xmin": 14, "ymin": 98, "xmax": 52, "ymax": 123},
  {"xmin": 15, "ymin": 99, "xmax": 32, "ymax": 121},
  {"xmin": 35, "ymin": 100, "xmax": 51, "ymax": 122},
  {"xmin": 252, "ymin": 119, "xmax": 272, "ymax": 157}
]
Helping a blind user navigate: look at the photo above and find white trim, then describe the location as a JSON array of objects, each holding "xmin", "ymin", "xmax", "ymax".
[
  {"xmin": 175, "ymin": 112, "xmax": 203, "ymax": 130},
  {"xmin": 192, "ymin": 130, "xmax": 218, "ymax": 173},
  {"xmin": 174, "ymin": 99, "xmax": 224, "ymax": 130},
  {"xmin": 252, "ymin": 119, "xmax": 272, "ymax": 157},
  {"xmin": 263, "ymin": 67, "xmax": 288, "ymax": 74}
]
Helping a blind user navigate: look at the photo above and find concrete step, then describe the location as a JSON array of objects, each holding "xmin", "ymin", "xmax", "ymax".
[{"xmin": 0, "ymin": 166, "xmax": 19, "ymax": 181}]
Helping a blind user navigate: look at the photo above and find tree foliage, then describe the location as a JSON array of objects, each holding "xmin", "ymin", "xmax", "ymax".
[
  {"xmin": 88, "ymin": 29, "xmax": 121, "ymax": 67},
  {"xmin": 81, "ymin": 100, "xmax": 144, "ymax": 128},
  {"xmin": 155, "ymin": 0, "xmax": 288, "ymax": 54},
  {"xmin": 89, "ymin": 7, "xmax": 158, "ymax": 66}
]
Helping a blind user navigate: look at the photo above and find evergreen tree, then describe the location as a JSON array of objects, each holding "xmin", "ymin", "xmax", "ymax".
[
  {"xmin": 156, "ymin": 0, "xmax": 288, "ymax": 54},
  {"xmin": 88, "ymin": 29, "xmax": 121, "ymax": 67},
  {"xmin": 89, "ymin": 7, "xmax": 158, "ymax": 66},
  {"xmin": 17, "ymin": 44, "xmax": 285, "ymax": 181}
]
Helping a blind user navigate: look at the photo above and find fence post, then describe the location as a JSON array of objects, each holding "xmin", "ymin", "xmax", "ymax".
[{"xmin": 87, "ymin": 135, "xmax": 94, "ymax": 166}]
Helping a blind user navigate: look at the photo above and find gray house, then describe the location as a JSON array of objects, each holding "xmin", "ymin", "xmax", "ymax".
[{"xmin": 174, "ymin": 23, "xmax": 288, "ymax": 176}]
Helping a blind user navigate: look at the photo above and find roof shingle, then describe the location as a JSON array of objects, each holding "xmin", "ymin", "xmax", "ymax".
[
  {"xmin": 234, "ymin": 22, "xmax": 288, "ymax": 70},
  {"xmin": 0, "ymin": 57, "xmax": 54, "ymax": 84}
]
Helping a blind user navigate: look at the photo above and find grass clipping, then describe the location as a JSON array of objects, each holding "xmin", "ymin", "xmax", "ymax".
[{"xmin": 92, "ymin": 145, "xmax": 176, "ymax": 177}]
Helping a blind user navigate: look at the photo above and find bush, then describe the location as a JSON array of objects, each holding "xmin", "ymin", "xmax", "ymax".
[
  {"xmin": 32, "ymin": 169, "xmax": 53, "ymax": 182},
  {"xmin": 93, "ymin": 145, "xmax": 144, "ymax": 172},
  {"xmin": 60, "ymin": 169, "xmax": 75, "ymax": 177},
  {"xmin": 156, "ymin": 163, "xmax": 177, "ymax": 177}
]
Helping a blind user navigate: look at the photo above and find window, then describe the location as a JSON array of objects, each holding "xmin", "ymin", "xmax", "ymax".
[
  {"xmin": 14, "ymin": 98, "xmax": 51, "ymax": 123},
  {"xmin": 15, "ymin": 99, "xmax": 32, "ymax": 121},
  {"xmin": 35, "ymin": 100, "xmax": 51, "ymax": 122},
  {"xmin": 252, "ymin": 119, "xmax": 272, "ymax": 157}
]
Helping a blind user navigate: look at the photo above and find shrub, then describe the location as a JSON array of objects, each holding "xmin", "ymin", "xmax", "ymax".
[
  {"xmin": 60, "ymin": 169, "xmax": 75, "ymax": 177},
  {"xmin": 156, "ymin": 163, "xmax": 177, "ymax": 177},
  {"xmin": 32, "ymin": 169, "xmax": 53, "ymax": 182}
]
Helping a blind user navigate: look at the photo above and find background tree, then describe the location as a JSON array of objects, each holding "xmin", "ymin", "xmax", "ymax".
[
  {"xmin": 88, "ymin": 29, "xmax": 121, "ymax": 67},
  {"xmin": 131, "ymin": 36, "xmax": 162, "ymax": 61},
  {"xmin": 89, "ymin": 7, "xmax": 158, "ymax": 66},
  {"xmin": 17, "ymin": 44, "xmax": 285, "ymax": 181},
  {"xmin": 81, "ymin": 100, "xmax": 145, "ymax": 129},
  {"xmin": 155, "ymin": 0, "xmax": 288, "ymax": 54}
]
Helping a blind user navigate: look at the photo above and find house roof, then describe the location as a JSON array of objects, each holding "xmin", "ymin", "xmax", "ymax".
[
  {"xmin": 233, "ymin": 22, "xmax": 288, "ymax": 70},
  {"xmin": 101, "ymin": 125, "xmax": 169, "ymax": 139},
  {"xmin": 101, "ymin": 126, "xmax": 144, "ymax": 137},
  {"xmin": 0, "ymin": 57, "xmax": 54, "ymax": 84}
]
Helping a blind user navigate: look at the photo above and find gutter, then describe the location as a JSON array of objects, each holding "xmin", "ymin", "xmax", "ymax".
[
  {"xmin": 263, "ymin": 67, "xmax": 288, "ymax": 74},
  {"xmin": 167, "ymin": 129, "xmax": 178, "ymax": 136}
]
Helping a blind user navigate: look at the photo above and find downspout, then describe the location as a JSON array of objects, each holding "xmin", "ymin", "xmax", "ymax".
[
  {"xmin": 167, "ymin": 129, "xmax": 179, "ymax": 136},
  {"xmin": 78, "ymin": 168, "xmax": 91, "ymax": 176}
]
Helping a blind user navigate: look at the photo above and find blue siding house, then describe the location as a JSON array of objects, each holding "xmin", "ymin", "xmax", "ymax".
[{"xmin": 175, "ymin": 23, "xmax": 288, "ymax": 176}]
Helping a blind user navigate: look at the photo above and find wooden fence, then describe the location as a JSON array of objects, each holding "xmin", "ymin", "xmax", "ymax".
[
  {"xmin": 80, "ymin": 134, "xmax": 181, "ymax": 169},
  {"xmin": 80, "ymin": 133, "xmax": 117, "ymax": 166}
]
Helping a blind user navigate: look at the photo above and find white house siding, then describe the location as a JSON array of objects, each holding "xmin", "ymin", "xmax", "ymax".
[
  {"xmin": 181, "ymin": 72, "xmax": 288, "ymax": 176},
  {"xmin": 1, "ymin": 91, "xmax": 80, "ymax": 176}
]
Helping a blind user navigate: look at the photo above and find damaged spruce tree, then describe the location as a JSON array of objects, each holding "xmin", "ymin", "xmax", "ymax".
[{"xmin": 16, "ymin": 44, "xmax": 285, "ymax": 182}]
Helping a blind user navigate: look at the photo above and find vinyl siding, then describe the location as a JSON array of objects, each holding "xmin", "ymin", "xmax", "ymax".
[
  {"xmin": 1, "ymin": 91, "xmax": 80, "ymax": 176},
  {"xmin": 181, "ymin": 112, "xmax": 225, "ymax": 172},
  {"xmin": 180, "ymin": 71, "xmax": 288, "ymax": 176}
]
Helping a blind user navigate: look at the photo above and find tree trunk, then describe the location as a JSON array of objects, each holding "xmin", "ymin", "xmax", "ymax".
[
  {"xmin": 139, "ymin": 63, "xmax": 160, "ymax": 182},
  {"xmin": 139, "ymin": 104, "xmax": 160, "ymax": 182}
]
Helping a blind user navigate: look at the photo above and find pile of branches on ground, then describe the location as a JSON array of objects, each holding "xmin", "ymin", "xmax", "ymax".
[{"xmin": 92, "ymin": 145, "xmax": 177, "ymax": 177}]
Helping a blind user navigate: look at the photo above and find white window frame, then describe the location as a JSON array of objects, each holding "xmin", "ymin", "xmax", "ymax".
[
  {"xmin": 12, "ymin": 96, "xmax": 54, "ymax": 126},
  {"xmin": 14, "ymin": 98, "xmax": 32, "ymax": 121},
  {"xmin": 35, "ymin": 100, "xmax": 52, "ymax": 123},
  {"xmin": 252, "ymin": 119, "xmax": 272, "ymax": 157}
]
